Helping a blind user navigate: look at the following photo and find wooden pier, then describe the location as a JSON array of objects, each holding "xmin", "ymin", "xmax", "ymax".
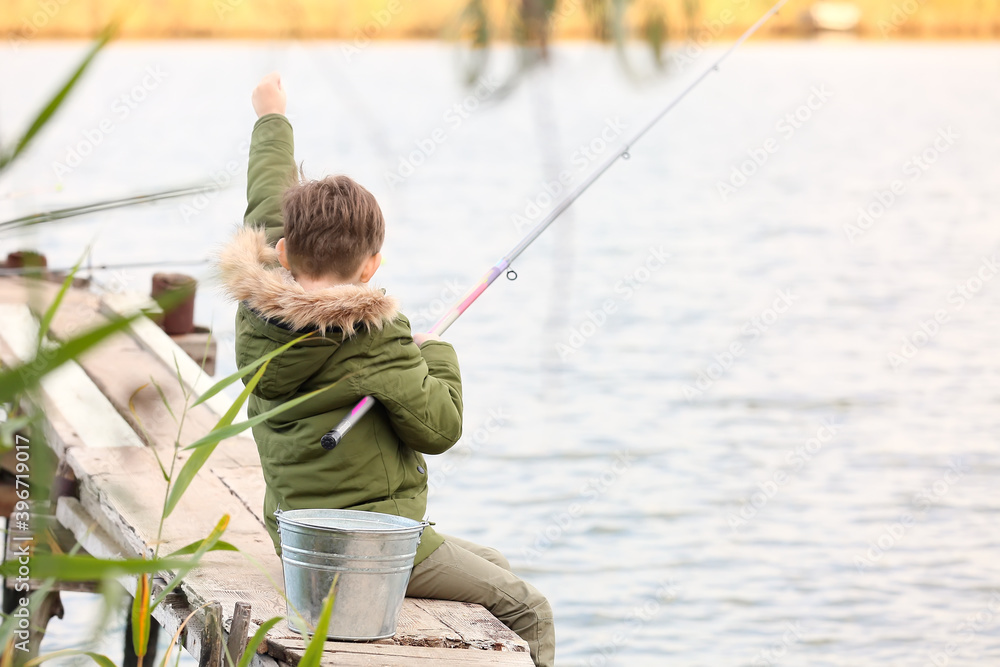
[{"xmin": 0, "ymin": 275, "xmax": 531, "ymax": 666}]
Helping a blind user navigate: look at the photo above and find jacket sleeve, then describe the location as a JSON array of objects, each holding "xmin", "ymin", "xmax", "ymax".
[
  {"xmin": 243, "ymin": 114, "xmax": 297, "ymax": 247},
  {"xmin": 357, "ymin": 320, "xmax": 463, "ymax": 456}
]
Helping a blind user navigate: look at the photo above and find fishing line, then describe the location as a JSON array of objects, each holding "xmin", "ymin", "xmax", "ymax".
[
  {"xmin": 0, "ymin": 183, "xmax": 220, "ymax": 232},
  {"xmin": 320, "ymin": 0, "xmax": 791, "ymax": 450}
]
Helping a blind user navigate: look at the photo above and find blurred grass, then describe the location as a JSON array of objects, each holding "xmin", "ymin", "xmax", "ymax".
[{"xmin": 2, "ymin": 0, "xmax": 999, "ymax": 40}]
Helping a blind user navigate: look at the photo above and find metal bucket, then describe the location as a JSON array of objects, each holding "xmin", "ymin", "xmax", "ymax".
[{"xmin": 276, "ymin": 508, "xmax": 426, "ymax": 641}]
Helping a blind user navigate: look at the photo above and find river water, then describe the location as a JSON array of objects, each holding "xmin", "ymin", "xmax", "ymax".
[{"xmin": 2, "ymin": 39, "xmax": 998, "ymax": 666}]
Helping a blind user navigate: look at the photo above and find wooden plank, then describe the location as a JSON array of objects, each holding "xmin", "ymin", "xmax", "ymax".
[
  {"xmin": 278, "ymin": 641, "xmax": 534, "ymax": 666},
  {"xmin": 409, "ymin": 599, "xmax": 528, "ymax": 652},
  {"xmin": 55, "ymin": 496, "xmax": 129, "ymax": 560},
  {"xmin": 227, "ymin": 601, "xmax": 253, "ymax": 666},
  {"xmin": 0, "ymin": 304, "xmax": 145, "ymax": 451},
  {"xmin": 22, "ymin": 282, "xmax": 256, "ymax": 469},
  {"xmin": 64, "ymin": 446, "xmax": 288, "ymax": 611},
  {"xmin": 262, "ymin": 597, "xmax": 529, "ymax": 655},
  {"xmin": 212, "ymin": 466, "xmax": 267, "ymax": 528},
  {"xmin": 100, "ymin": 292, "xmax": 234, "ymax": 418}
]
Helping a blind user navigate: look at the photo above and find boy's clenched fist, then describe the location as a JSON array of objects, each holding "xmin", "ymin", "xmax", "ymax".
[{"xmin": 252, "ymin": 72, "xmax": 286, "ymax": 118}]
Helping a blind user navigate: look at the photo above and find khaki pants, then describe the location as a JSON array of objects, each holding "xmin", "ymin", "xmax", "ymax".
[{"xmin": 406, "ymin": 534, "xmax": 555, "ymax": 667}]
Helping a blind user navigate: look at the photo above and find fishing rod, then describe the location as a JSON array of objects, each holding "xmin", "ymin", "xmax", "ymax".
[
  {"xmin": 320, "ymin": 0, "xmax": 790, "ymax": 451},
  {"xmin": 0, "ymin": 258, "xmax": 210, "ymax": 276}
]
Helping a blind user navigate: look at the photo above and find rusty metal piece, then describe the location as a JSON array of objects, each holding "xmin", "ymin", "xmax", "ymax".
[
  {"xmin": 151, "ymin": 273, "xmax": 197, "ymax": 335},
  {"xmin": 5, "ymin": 251, "xmax": 47, "ymax": 270}
]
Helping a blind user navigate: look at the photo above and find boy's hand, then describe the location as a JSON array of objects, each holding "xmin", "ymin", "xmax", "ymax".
[
  {"xmin": 252, "ymin": 72, "xmax": 287, "ymax": 118},
  {"xmin": 413, "ymin": 333, "xmax": 441, "ymax": 347}
]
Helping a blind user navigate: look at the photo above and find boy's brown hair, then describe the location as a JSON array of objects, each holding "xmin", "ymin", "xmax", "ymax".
[{"xmin": 282, "ymin": 175, "xmax": 384, "ymax": 280}]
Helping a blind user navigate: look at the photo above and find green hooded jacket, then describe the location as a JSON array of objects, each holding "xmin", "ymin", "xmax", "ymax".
[{"xmin": 218, "ymin": 114, "xmax": 462, "ymax": 564}]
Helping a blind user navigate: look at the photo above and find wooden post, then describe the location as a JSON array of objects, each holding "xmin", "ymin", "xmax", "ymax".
[
  {"xmin": 26, "ymin": 591, "xmax": 64, "ymax": 658},
  {"xmin": 201, "ymin": 601, "xmax": 224, "ymax": 667},
  {"xmin": 226, "ymin": 602, "xmax": 252, "ymax": 667}
]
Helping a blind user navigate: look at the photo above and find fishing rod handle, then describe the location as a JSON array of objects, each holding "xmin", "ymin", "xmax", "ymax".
[{"xmin": 320, "ymin": 396, "xmax": 376, "ymax": 450}]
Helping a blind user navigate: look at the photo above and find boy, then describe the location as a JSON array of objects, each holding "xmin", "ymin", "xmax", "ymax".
[{"xmin": 218, "ymin": 73, "xmax": 554, "ymax": 667}]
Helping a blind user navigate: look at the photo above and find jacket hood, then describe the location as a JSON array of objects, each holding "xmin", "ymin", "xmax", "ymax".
[{"xmin": 217, "ymin": 227, "xmax": 398, "ymax": 335}]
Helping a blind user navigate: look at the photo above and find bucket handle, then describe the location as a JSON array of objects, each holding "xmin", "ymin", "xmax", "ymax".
[{"xmin": 274, "ymin": 507, "xmax": 430, "ymax": 535}]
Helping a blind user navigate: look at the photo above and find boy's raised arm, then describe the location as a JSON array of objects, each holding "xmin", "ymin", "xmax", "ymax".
[{"xmin": 244, "ymin": 73, "xmax": 296, "ymax": 247}]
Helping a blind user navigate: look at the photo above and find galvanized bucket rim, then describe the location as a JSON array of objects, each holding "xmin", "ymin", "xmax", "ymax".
[{"xmin": 275, "ymin": 507, "xmax": 428, "ymax": 534}]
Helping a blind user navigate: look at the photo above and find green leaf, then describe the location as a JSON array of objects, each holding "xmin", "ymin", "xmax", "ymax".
[
  {"xmin": 185, "ymin": 379, "xmax": 342, "ymax": 451},
  {"xmin": 192, "ymin": 332, "xmax": 313, "ymax": 408},
  {"xmin": 36, "ymin": 249, "xmax": 88, "ymax": 345},
  {"xmin": 150, "ymin": 376, "xmax": 176, "ymax": 423},
  {"xmin": 164, "ymin": 363, "xmax": 269, "ymax": 518},
  {"xmin": 299, "ymin": 576, "xmax": 338, "ymax": 667},
  {"xmin": 0, "ymin": 553, "xmax": 188, "ymax": 581},
  {"xmin": 166, "ymin": 539, "xmax": 238, "ymax": 558},
  {"xmin": 150, "ymin": 515, "xmax": 229, "ymax": 610},
  {"xmin": 131, "ymin": 573, "xmax": 151, "ymax": 661},
  {"xmin": 237, "ymin": 617, "xmax": 283, "ymax": 667},
  {"xmin": 172, "ymin": 350, "xmax": 189, "ymax": 401},
  {"xmin": 23, "ymin": 650, "xmax": 117, "ymax": 667},
  {"xmin": 0, "ymin": 415, "xmax": 33, "ymax": 447},
  {"xmin": 0, "ymin": 22, "xmax": 118, "ymax": 172}
]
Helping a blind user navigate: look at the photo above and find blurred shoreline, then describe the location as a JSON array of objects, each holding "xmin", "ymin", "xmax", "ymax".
[{"xmin": 4, "ymin": 0, "xmax": 999, "ymax": 42}]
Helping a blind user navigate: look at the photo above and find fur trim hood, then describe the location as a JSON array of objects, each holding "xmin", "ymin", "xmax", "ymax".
[{"xmin": 217, "ymin": 227, "xmax": 398, "ymax": 335}]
